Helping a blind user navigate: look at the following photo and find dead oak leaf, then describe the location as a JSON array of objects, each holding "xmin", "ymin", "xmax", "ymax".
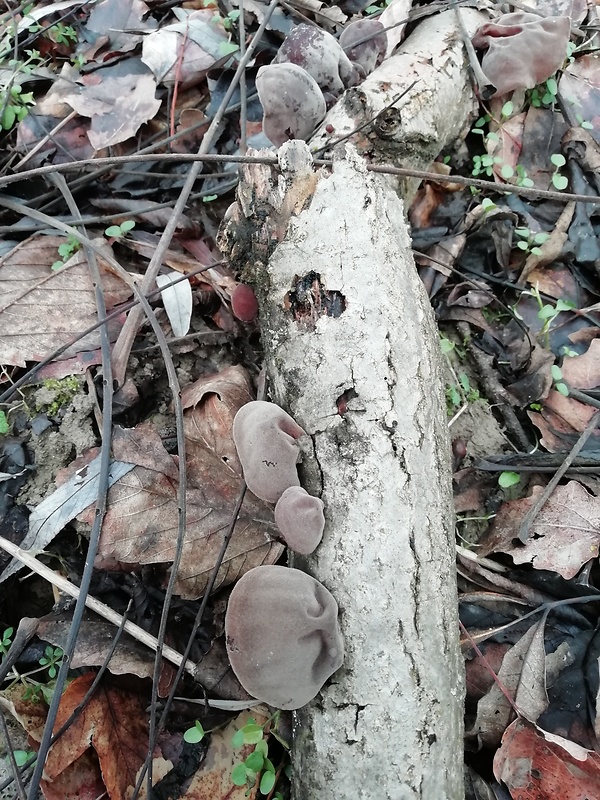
[
  {"xmin": 478, "ymin": 481, "xmax": 600, "ymax": 579},
  {"xmin": 45, "ymin": 673, "xmax": 167, "ymax": 800},
  {"xmin": 93, "ymin": 375, "xmax": 282, "ymax": 599}
]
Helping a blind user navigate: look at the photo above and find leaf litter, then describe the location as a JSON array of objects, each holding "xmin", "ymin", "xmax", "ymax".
[{"xmin": 1, "ymin": 0, "xmax": 600, "ymax": 797}]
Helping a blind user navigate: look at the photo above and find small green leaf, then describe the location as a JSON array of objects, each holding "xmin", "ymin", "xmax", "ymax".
[
  {"xmin": 545, "ymin": 77, "xmax": 558, "ymax": 96},
  {"xmin": 501, "ymin": 100, "xmax": 513, "ymax": 118},
  {"xmin": 537, "ymin": 305, "xmax": 556, "ymax": 321},
  {"xmin": 500, "ymin": 164, "xmax": 514, "ymax": 179},
  {"xmin": 104, "ymin": 225, "xmax": 122, "ymax": 237},
  {"xmin": 202, "ymin": 194, "xmax": 218, "ymax": 203},
  {"xmin": 244, "ymin": 750, "xmax": 264, "ymax": 772},
  {"xmin": 552, "ymin": 173, "xmax": 568, "ymax": 190},
  {"xmin": 260, "ymin": 770, "xmax": 276, "ymax": 794},
  {"xmin": 533, "ymin": 232, "xmax": 550, "ymax": 245},
  {"xmin": 515, "ymin": 228, "xmax": 530, "ymax": 238},
  {"xmin": 2, "ymin": 105, "xmax": 16, "ymax": 130},
  {"xmin": 440, "ymin": 337, "xmax": 455, "ymax": 354},
  {"xmin": 0, "ymin": 411, "xmax": 9, "ymax": 435},
  {"xmin": 254, "ymin": 740, "xmax": 268, "ymax": 757},
  {"xmin": 520, "ymin": 177, "xmax": 534, "ymax": 188},
  {"xmin": 516, "ymin": 241, "xmax": 529, "ymax": 251},
  {"xmin": 498, "ymin": 471, "xmax": 520, "ymax": 488},
  {"xmin": 13, "ymin": 750, "xmax": 32, "ymax": 767},
  {"xmin": 263, "ymin": 757, "xmax": 275, "ymax": 773},
  {"xmin": 120, "ymin": 220, "xmax": 135, "ymax": 232},
  {"xmin": 551, "ymin": 364, "xmax": 563, "ymax": 381},
  {"xmin": 555, "ymin": 382, "xmax": 569, "ymax": 396},
  {"xmin": 219, "ymin": 40, "xmax": 239, "ymax": 56},
  {"xmin": 481, "ymin": 198, "xmax": 496, "ymax": 211},
  {"xmin": 183, "ymin": 721, "xmax": 205, "ymax": 744},
  {"xmin": 581, "ymin": 120, "xmax": 593, "ymax": 130},
  {"xmin": 242, "ymin": 724, "xmax": 264, "ymax": 744},
  {"xmin": 550, "ymin": 153, "xmax": 566, "ymax": 167},
  {"xmin": 232, "ymin": 729, "xmax": 245, "ymax": 749},
  {"xmin": 232, "ymin": 762, "xmax": 248, "ymax": 786},
  {"xmin": 555, "ymin": 299, "xmax": 574, "ymax": 312}
]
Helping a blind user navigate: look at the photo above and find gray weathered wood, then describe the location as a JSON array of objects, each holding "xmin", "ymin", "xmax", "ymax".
[{"xmin": 223, "ymin": 141, "xmax": 464, "ymax": 799}]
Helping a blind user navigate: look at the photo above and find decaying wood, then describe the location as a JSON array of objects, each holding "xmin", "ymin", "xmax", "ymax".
[
  {"xmin": 312, "ymin": 7, "xmax": 487, "ymax": 202},
  {"xmin": 219, "ymin": 141, "xmax": 463, "ymax": 799}
]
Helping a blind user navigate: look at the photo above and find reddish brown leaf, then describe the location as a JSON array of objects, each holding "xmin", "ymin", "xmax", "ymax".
[
  {"xmin": 494, "ymin": 718, "xmax": 600, "ymax": 799},
  {"xmin": 45, "ymin": 673, "xmax": 168, "ymax": 800}
]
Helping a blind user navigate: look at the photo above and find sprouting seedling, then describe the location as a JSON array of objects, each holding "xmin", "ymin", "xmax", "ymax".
[
  {"xmin": 0, "ymin": 626, "xmax": 13, "ymax": 658},
  {"xmin": 498, "ymin": 471, "xmax": 520, "ymax": 489},
  {"xmin": 550, "ymin": 153, "xmax": 568, "ymax": 190},
  {"xmin": 104, "ymin": 219, "xmax": 135, "ymax": 240},
  {"xmin": 39, "ymin": 645, "xmax": 64, "ymax": 679},
  {"xmin": 183, "ymin": 720, "xmax": 205, "ymax": 744},
  {"xmin": 231, "ymin": 712, "xmax": 287, "ymax": 796},
  {"xmin": 514, "ymin": 227, "xmax": 550, "ymax": 256},
  {"xmin": 51, "ymin": 234, "xmax": 80, "ymax": 270},
  {"xmin": 551, "ymin": 364, "xmax": 569, "ymax": 396}
]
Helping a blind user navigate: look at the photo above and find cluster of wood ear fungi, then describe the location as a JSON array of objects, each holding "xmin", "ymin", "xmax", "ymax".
[
  {"xmin": 225, "ymin": 401, "xmax": 344, "ymax": 710},
  {"xmin": 256, "ymin": 20, "xmax": 387, "ymax": 146}
]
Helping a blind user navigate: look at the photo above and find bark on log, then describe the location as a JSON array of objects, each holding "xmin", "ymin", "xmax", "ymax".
[
  {"xmin": 219, "ymin": 141, "xmax": 463, "ymax": 799},
  {"xmin": 312, "ymin": 7, "xmax": 487, "ymax": 201}
]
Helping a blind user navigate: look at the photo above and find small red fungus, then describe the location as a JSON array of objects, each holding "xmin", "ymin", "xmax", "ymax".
[{"xmin": 231, "ymin": 283, "xmax": 259, "ymax": 322}]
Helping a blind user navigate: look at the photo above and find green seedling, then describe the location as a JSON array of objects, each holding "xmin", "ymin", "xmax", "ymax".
[
  {"xmin": 0, "ymin": 627, "xmax": 13, "ymax": 658},
  {"xmin": 231, "ymin": 713, "xmax": 288, "ymax": 796},
  {"xmin": 529, "ymin": 76, "xmax": 558, "ymax": 108},
  {"xmin": 551, "ymin": 364, "xmax": 569, "ymax": 396},
  {"xmin": 105, "ymin": 219, "xmax": 135, "ymax": 239},
  {"xmin": 514, "ymin": 227, "xmax": 551, "ymax": 256},
  {"xmin": 0, "ymin": 410, "xmax": 8, "ymax": 435},
  {"xmin": 38, "ymin": 645, "xmax": 64, "ymax": 679},
  {"xmin": 446, "ymin": 372, "xmax": 480, "ymax": 413},
  {"xmin": 51, "ymin": 234, "xmax": 80, "ymax": 270},
  {"xmin": 550, "ymin": 153, "xmax": 568, "ymax": 190},
  {"xmin": 183, "ymin": 720, "xmax": 205, "ymax": 744},
  {"xmin": 498, "ymin": 471, "xmax": 520, "ymax": 489},
  {"xmin": 0, "ymin": 83, "xmax": 35, "ymax": 130},
  {"xmin": 13, "ymin": 750, "xmax": 35, "ymax": 767}
]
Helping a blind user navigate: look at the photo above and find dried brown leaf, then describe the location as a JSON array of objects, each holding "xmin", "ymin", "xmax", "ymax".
[
  {"xmin": 0, "ymin": 236, "xmax": 131, "ymax": 367},
  {"xmin": 478, "ymin": 481, "xmax": 600, "ymax": 578}
]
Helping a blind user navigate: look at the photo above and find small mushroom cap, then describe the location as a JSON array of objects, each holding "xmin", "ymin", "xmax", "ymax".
[
  {"xmin": 339, "ymin": 19, "xmax": 387, "ymax": 76},
  {"xmin": 256, "ymin": 63, "xmax": 326, "ymax": 147},
  {"xmin": 233, "ymin": 400, "xmax": 305, "ymax": 503},
  {"xmin": 275, "ymin": 486, "xmax": 325, "ymax": 554},
  {"xmin": 231, "ymin": 283, "xmax": 259, "ymax": 322},
  {"xmin": 225, "ymin": 565, "xmax": 344, "ymax": 709}
]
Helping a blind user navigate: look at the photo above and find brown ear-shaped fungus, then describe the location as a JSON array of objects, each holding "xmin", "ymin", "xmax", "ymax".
[
  {"xmin": 233, "ymin": 400, "xmax": 305, "ymax": 503},
  {"xmin": 275, "ymin": 486, "xmax": 325, "ymax": 554},
  {"xmin": 256, "ymin": 63, "xmax": 326, "ymax": 147},
  {"xmin": 340, "ymin": 19, "xmax": 387, "ymax": 76},
  {"xmin": 274, "ymin": 23, "xmax": 358, "ymax": 96},
  {"xmin": 225, "ymin": 565, "xmax": 344, "ymax": 709},
  {"xmin": 472, "ymin": 13, "xmax": 570, "ymax": 96}
]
